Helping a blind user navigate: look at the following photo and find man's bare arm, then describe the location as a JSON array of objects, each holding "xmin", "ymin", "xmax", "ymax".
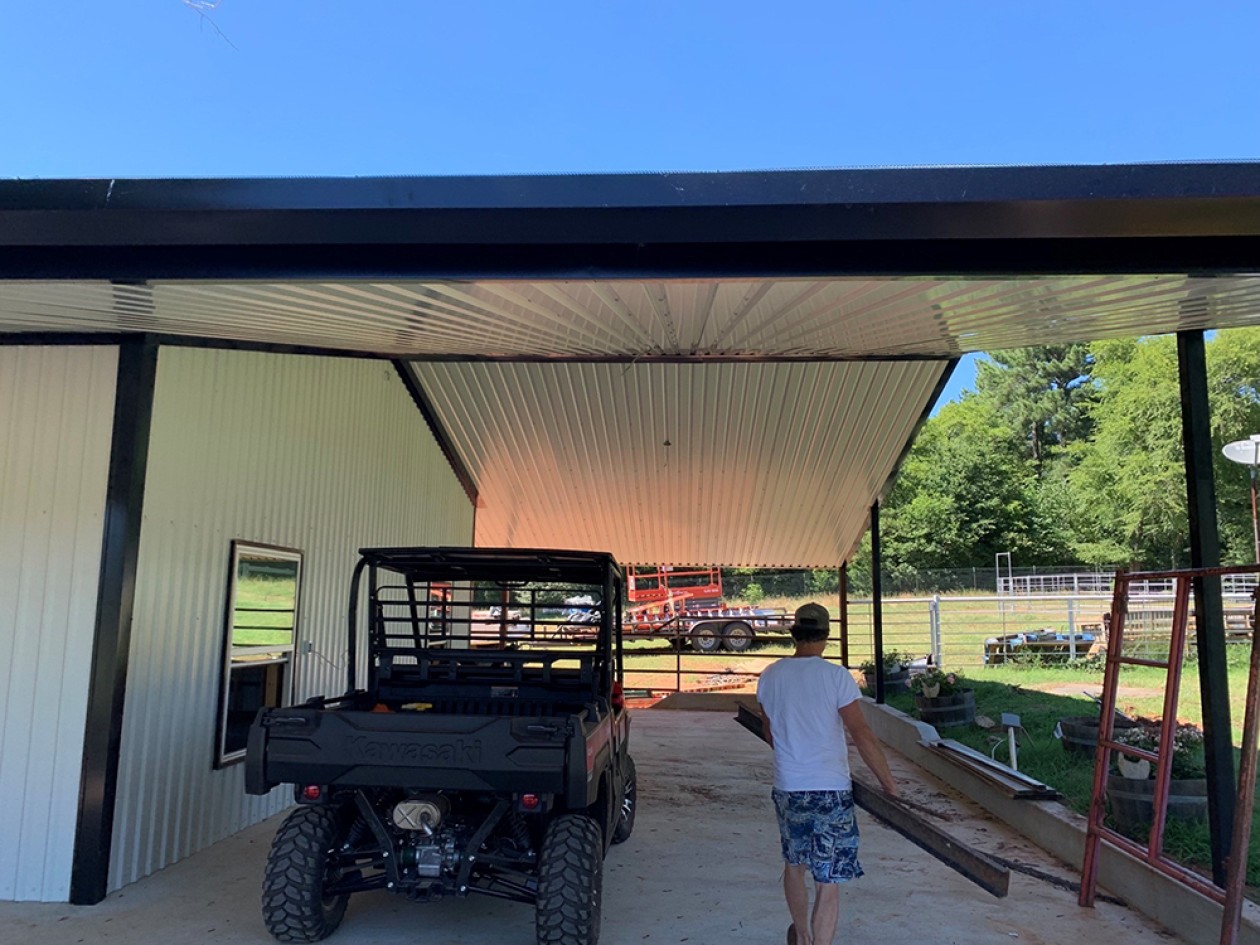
[{"xmin": 839, "ymin": 701, "xmax": 898, "ymax": 796}]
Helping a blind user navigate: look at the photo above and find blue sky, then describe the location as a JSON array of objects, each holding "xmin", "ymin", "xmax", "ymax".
[
  {"xmin": 934, "ymin": 355, "xmax": 982, "ymax": 416},
  {"xmin": 4, "ymin": 3, "xmax": 1258, "ymax": 178},
  {"xmin": 3, "ymin": 3, "xmax": 1257, "ymax": 405}
]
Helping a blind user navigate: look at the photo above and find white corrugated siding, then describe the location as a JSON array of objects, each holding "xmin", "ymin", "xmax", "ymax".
[
  {"xmin": 2, "ymin": 276, "xmax": 1260, "ymax": 357},
  {"xmin": 413, "ymin": 360, "xmax": 945, "ymax": 567},
  {"xmin": 0, "ymin": 346, "xmax": 118, "ymax": 901},
  {"xmin": 109, "ymin": 348, "xmax": 472, "ymax": 891}
]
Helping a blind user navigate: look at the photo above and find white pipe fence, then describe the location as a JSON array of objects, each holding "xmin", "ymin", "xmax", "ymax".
[{"xmin": 842, "ymin": 591, "xmax": 1258, "ymax": 670}]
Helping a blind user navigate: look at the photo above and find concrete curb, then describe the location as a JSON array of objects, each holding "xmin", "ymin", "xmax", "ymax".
[{"xmin": 857, "ymin": 697, "xmax": 1260, "ymax": 945}]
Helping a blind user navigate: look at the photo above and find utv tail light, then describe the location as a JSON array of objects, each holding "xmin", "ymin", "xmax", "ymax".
[
  {"xmin": 611, "ymin": 681, "xmax": 625, "ymax": 711},
  {"xmin": 519, "ymin": 794, "xmax": 541, "ymax": 810},
  {"xmin": 302, "ymin": 785, "xmax": 323, "ymax": 801}
]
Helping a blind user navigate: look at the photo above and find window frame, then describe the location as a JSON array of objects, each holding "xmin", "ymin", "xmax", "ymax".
[{"xmin": 214, "ymin": 540, "xmax": 304, "ymax": 769}]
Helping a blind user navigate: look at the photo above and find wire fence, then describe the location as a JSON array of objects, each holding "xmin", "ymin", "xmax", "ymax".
[{"xmin": 620, "ymin": 591, "xmax": 1258, "ymax": 696}]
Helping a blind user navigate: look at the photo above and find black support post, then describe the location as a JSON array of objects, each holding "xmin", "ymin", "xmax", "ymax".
[
  {"xmin": 1177, "ymin": 328, "xmax": 1235, "ymax": 886},
  {"xmin": 71, "ymin": 337, "xmax": 158, "ymax": 904},
  {"xmin": 839, "ymin": 563, "xmax": 850, "ymax": 668},
  {"xmin": 392, "ymin": 361, "xmax": 479, "ymax": 508},
  {"xmin": 871, "ymin": 502, "xmax": 885, "ymax": 704}
]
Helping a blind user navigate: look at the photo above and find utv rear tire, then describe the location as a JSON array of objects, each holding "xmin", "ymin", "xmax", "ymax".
[
  {"xmin": 536, "ymin": 814, "xmax": 603, "ymax": 945},
  {"xmin": 262, "ymin": 806, "xmax": 350, "ymax": 942},
  {"xmin": 612, "ymin": 755, "xmax": 637, "ymax": 844}
]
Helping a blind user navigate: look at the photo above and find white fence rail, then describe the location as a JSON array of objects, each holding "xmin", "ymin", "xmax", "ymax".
[
  {"xmin": 998, "ymin": 572, "xmax": 1259, "ymax": 597},
  {"xmin": 841, "ymin": 592, "xmax": 1257, "ymax": 670}
]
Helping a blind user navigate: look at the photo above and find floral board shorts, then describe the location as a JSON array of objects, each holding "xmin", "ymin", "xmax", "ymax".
[{"xmin": 771, "ymin": 788, "xmax": 864, "ymax": 884}]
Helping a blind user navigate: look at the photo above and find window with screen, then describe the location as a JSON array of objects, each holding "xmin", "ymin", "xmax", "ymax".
[{"xmin": 216, "ymin": 542, "xmax": 302, "ymax": 767}]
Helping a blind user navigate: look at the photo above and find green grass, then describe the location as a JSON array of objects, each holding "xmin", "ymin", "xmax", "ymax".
[
  {"xmin": 881, "ymin": 658, "xmax": 1260, "ymax": 886},
  {"xmin": 231, "ymin": 575, "xmax": 297, "ymax": 647},
  {"xmin": 736, "ymin": 591, "xmax": 1107, "ymax": 671}
]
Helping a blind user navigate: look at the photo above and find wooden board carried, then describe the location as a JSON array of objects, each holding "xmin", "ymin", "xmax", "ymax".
[{"xmin": 734, "ymin": 702, "xmax": 1010, "ymax": 898}]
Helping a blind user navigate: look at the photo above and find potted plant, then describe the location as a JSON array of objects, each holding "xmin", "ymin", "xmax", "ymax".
[
  {"xmin": 1056, "ymin": 710, "xmax": 1138, "ymax": 757},
  {"xmin": 909, "ymin": 667, "xmax": 975, "ymax": 728},
  {"xmin": 1106, "ymin": 722, "xmax": 1207, "ymax": 833},
  {"xmin": 858, "ymin": 650, "xmax": 909, "ymax": 693}
]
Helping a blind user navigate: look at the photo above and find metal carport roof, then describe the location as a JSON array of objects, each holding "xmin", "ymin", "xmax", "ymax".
[{"xmin": 3, "ymin": 163, "xmax": 1260, "ymax": 566}]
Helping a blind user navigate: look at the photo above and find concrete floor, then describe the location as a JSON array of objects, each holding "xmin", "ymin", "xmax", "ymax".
[{"xmin": 0, "ymin": 709, "xmax": 1181, "ymax": 945}]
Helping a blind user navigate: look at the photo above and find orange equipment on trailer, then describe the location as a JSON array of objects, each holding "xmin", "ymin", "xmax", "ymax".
[
  {"xmin": 623, "ymin": 566, "xmax": 787, "ymax": 652},
  {"xmin": 626, "ymin": 566, "xmax": 724, "ymax": 607}
]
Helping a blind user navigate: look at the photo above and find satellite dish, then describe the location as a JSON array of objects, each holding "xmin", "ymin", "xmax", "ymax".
[{"xmin": 1222, "ymin": 436, "xmax": 1260, "ymax": 467}]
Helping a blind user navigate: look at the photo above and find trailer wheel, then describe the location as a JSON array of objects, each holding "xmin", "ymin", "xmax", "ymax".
[
  {"xmin": 612, "ymin": 755, "xmax": 637, "ymax": 844},
  {"xmin": 536, "ymin": 814, "xmax": 604, "ymax": 945},
  {"xmin": 722, "ymin": 621, "xmax": 755, "ymax": 652},
  {"xmin": 262, "ymin": 806, "xmax": 351, "ymax": 943},
  {"xmin": 691, "ymin": 623, "xmax": 722, "ymax": 652}
]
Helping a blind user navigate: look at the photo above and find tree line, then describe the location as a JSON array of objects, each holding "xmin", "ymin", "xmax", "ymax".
[{"xmin": 844, "ymin": 331, "xmax": 1260, "ymax": 592}]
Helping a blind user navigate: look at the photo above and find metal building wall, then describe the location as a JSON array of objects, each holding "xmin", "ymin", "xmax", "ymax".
[
  {"xmin": 109, "ymin": 348, "xmax": 472, "ymax": 891},
  {"xmin": 0, "ymin": 346, "xmax": 118, "ymax": 901}
]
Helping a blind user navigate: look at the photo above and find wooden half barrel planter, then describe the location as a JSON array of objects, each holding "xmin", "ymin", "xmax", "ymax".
[
  {"xmin": 914, "ymin": 689, "xmax": 976, "ymax": 729},
  {"xmin": 1106, "ymin": 774, "xmax": 1209, "ymax": 833},
  {"xmin": 863, "ymin": 666, "xmax": 910, "ymax": 694},
  {"xmin": 1057, "ymin": 715, "xmax": 1138, "ymax": 757}
]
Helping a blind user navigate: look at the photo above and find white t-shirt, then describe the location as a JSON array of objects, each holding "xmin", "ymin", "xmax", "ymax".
[{"xmin": 756, "ymin": 656, "xmax": 862, "ymax": 792}]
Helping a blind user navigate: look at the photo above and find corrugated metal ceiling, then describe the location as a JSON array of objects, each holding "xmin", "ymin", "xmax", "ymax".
[
  {"xmin": 411, "ymin": 360, "xmax": 946, "ymax": 567},
  {"xmin": 5, "ymin": 272, "xmax": 1256, "ymax": 567},
  {"xmin": 2, "ymin": 274, "xmax": 1259, "ymax": 357}
]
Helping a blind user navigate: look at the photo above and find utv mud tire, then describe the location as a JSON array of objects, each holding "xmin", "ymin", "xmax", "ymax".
[
  {"xmin": 721, "ymin": 621, "xmax": 755, "ymax": 652},
  {"xmin": 536, "ymin": 814, "xmax": 604, "ymax": 945},
  {"xmin": 612, "ymin": 755, "xmax": 637, "ymax": 844},
  {"xmin": 691, "ymin": 623, "xmax": 722, "ymax": 652},
  {"xmin": 262, "ymin": 806, "xmax": 350, "ymax": 942}
]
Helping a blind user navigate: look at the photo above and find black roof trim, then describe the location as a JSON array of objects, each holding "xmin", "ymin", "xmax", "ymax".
[
  {"xmin": 5, "ymin": 163, "xmax": 1260, "ymax": 213},
  {"xmin": 2, "ymin": 164, "xmax": 1260, "ymax": 279}
]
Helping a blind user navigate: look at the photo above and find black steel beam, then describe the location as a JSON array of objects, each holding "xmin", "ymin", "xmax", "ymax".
[
  {"xmin": 0, "ymin": 331, "xmax": 392, "ymax": 360},
  {"xmin": 871, "ymin": 500, "xmax": 885, "ymax": 705},
  {"xmin": 880, "ymin": 359, "xmax": 960, "ymax": 503},
  {"xmin": 70, "ymin": 336, "xmax": 158, "ymax": 904},
  {"xmin": 0, "ymin": 333, "xmax": 950, "ymax": 364},
  {"xmin": 1176, "ymin": 328, "xmax": 1235, "ymax": 885},
  {"xmin": 2, "ymin": 165, "xmax": 1260, "ymax": 279},
  {"xmin": 839, "ymin": 563, "xmax": 850, "ymax": 668},
  {"xmin": 390, "ymin": 361, "xmax": 479, "ymax": 507}
]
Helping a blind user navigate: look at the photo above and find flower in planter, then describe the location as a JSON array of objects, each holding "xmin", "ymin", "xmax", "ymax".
[
  {"xmin": 1113, "ymin": 721, "xmax": 1206, "ymax": 781},
  {"xmin": 909, "ymin": 666, "xmax": 966, "ymax": 699}
]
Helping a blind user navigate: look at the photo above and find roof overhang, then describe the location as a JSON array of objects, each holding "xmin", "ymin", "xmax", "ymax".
[{"xmin": 3, "ymin": 164, "xmax": 1260, "ymax": 566}]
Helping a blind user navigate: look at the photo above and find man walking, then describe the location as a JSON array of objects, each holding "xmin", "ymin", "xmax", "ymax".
[{"xmin": 756, "ymin": 602, "xmax": 898, "ymax": 945}]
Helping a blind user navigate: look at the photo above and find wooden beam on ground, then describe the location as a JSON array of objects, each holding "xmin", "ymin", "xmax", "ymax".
[{"xmin": 734, "ymin": 703, "xmax": 1010, "ymax": 898}]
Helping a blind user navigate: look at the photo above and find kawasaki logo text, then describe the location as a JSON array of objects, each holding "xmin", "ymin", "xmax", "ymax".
[{"xmin": 349, "ymin": 737, "xmax": 482, "ymax": 765}]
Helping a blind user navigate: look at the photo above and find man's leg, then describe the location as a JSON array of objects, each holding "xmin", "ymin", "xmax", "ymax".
[
  {"xmin": 783, "ymin": 864, "xmax": 812, "ymax": 945},
  {"xmin": 810, "ymin": 882, "xmax": 840, "ymax": 945}
]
